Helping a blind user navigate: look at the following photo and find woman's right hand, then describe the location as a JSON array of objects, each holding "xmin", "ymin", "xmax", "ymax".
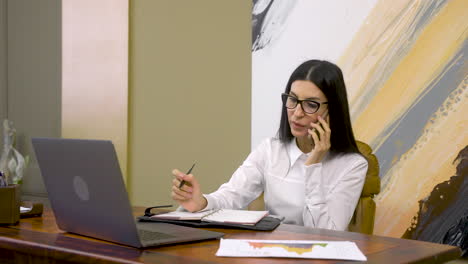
[{"xmin": 171, "ymin": 169, "xmax": 207, "ymax": 212}]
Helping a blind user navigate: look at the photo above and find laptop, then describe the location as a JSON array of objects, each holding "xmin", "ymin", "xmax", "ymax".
[{"xmin": 31, "ymin": 137, "xmax": 224, "ymax": 248}]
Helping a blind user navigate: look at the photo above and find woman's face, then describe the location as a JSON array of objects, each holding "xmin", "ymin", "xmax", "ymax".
[{"xmin": 286, "ymin": 80, "xmax": 328, "ymax": 139}]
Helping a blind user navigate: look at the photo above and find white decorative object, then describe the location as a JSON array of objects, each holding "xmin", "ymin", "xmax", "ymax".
[{"xmin": 0, "ymin": 119, "xmax": 28, "ymax": 185}]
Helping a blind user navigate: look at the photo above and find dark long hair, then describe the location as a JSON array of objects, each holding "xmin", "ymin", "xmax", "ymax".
[{"xmin": 278, "ymin": 60, "xmax": 360, "ymax": 154}]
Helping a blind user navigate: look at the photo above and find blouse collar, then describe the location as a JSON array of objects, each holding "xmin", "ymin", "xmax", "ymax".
[{"xmin": 288, "ymin": 138, "xmax": 309, "ymax": 167}]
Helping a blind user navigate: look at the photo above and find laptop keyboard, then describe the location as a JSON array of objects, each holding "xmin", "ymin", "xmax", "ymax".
[{"xmin": 137, "ymin": 229, "xmax": 175, "ymax": 241}]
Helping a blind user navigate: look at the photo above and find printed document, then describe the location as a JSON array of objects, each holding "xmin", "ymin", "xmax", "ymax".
[{"xmin": 215, "ymin": 239, "xmax": 367, "ymax": 261}]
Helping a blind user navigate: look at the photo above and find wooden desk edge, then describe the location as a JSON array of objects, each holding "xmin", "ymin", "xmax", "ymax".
[
  {"xmin": 0, "ymin": 228, "xmax": 142, "ymax": 264},
  {"xmin": 0, "ymin": 206, "xmax": 464, "ymax": 264}
]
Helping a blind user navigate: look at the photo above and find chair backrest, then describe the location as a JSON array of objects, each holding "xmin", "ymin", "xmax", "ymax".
[
  {"xmin": 348, "ymin": 141, "xmax": 380, "ymax": 234},
  {"xmin": 248, "ymin": 140, "xmax": 380, "ymax": 234}
]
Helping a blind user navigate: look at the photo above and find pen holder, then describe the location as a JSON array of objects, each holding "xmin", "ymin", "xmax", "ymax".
[{"xmin": 0, "ymin": 184, "xmax": 20, "ymax": 225}]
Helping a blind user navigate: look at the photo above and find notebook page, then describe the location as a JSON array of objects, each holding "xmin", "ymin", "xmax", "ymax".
[
  {"xmin": 202, "ymin": 209, "xmax": 268, "ymax": 225},
  {"xmin": 151, "ymin": 209, "xmax": 216, "ymax": 220}
]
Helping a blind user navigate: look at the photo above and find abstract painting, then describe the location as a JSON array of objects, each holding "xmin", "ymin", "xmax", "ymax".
[{"xmin": 252, "ymin": 0, "xmax": 468, "ymax": 242}]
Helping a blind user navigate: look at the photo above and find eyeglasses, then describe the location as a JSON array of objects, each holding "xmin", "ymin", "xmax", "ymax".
[{"xmin": 281, "ymin": 93, "xmax": 328, "ymax": 114}]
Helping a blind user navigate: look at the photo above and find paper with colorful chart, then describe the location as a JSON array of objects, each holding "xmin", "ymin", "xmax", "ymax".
[{"xmin": 215, "ymin": 239, "xmax": 366, "ymax": 261}]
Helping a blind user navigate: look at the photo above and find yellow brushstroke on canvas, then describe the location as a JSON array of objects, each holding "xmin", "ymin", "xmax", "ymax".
[
  {"xmin": 352, "ymin": 0, "xmax": 467, "ymax": 147},
  {"xmin": 374, "ymin": 81, "xmax": 467, "ymax": 237},
  {"xmin": 338, "ymin": 0, "xmax": 468, "ymax": 237},
  {"xmin": 339, "ymin": 0, "xmax": 426, "ymax": 107}
]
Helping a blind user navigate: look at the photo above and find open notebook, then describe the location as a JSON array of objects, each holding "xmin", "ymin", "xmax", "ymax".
[{"xmin": 152, "ymin": 209, "xmax": 269, "ymax": 226}]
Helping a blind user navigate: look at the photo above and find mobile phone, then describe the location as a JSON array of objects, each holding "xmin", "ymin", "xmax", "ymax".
[{"xmin": 308, "ymin": 110, "xmax": 329, "ymax": 141}]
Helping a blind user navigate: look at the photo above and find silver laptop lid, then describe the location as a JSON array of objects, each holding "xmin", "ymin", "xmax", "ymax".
[{"xmin": 32, "ymin": 137, "xmax": 142, "ymax": 247}]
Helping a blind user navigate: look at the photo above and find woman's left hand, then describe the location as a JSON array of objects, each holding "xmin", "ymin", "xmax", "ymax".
[{"xmin": 305, "ymin": 114, "xmax": 331, "ymax": 165}]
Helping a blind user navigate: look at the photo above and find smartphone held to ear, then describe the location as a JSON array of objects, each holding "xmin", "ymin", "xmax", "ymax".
[{"xmin": 308, "ymin": 110, "xmax": 328, "ymax": 141}]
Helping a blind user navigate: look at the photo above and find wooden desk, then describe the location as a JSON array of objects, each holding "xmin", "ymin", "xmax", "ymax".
[{"xmin": 0, "ymin": 207, "xmax": 461, "ymax": 264}]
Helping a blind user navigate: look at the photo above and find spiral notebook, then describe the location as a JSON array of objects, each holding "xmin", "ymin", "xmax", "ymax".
[{"xmin": 151, "ymin": 209, "xmax": 269, "ymax": 226}]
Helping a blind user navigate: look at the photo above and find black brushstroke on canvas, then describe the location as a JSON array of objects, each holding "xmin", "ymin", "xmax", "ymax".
[
  {"xmin": 442, "ymin": 214, "xmax": 468, "ymax": 257},
  {"xmin": 251, "ymin": 0, "xmax": 274, "ymax": 51},
  {"xmin": 402, "ymin": 145, "xmax": 468, "ymax": 256}
]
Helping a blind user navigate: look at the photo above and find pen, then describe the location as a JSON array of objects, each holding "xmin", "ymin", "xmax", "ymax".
[{"xmin": 179, "ymin": 163, "xmax": 196, "ymax": 189}]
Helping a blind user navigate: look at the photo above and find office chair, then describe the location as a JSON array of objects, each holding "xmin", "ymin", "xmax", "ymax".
[{"xmin": 248, "ymin": 140, "xmax": 380, "ymax": 234}]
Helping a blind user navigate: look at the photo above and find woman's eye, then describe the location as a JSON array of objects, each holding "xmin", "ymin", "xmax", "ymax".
[{"xmin": 305, "ymin": 101, "xmax": 318, "ymax": 109}]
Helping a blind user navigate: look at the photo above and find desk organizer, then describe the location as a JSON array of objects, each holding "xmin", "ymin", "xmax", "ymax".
[{"xmin": 0, "ymin": 184, "xmax": 20, "ymax": 224}]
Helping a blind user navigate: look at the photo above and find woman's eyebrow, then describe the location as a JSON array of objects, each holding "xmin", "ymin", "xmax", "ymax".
[
  {"xmin": 304, "ymin": 97, "xmax": 321, "ymax": 100},
  {"xmin": 289, "ymin": 92, "xmax": 321, "ymax": 100}
]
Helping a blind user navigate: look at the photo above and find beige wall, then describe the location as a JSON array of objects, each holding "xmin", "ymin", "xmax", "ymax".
[
  {"xmin": 61, "ymin": 0, "xmax": 128, "ymax": 179},
  {"xmin": 5, "ymin": 0, "xmax": 128, "ymax": 201},
  {"xmin": 7, "ymin": 0, "xmax": 62, "ymax": 199},
  {"xmin": 129, "ymin": 1, "xmax": 252, "ymax": 206},
  {"xmin": 0, "ymin": 0, "xmax": 6, "ymax": 121}
]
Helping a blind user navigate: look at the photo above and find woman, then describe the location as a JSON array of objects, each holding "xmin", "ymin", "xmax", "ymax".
[{"xmin": 171, "ymin": 60, "xmax": 368, "ymax": 231}]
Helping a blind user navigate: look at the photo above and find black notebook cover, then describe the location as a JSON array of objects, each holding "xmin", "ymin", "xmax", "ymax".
[{"xmin": 137, "ymin": 215, "xmax": 282, "ymax": 231}]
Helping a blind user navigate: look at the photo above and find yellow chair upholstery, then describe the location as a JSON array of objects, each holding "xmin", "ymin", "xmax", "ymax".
[
  {"xmin": 348, "ymin": 141, "xmax": 380, "ymax": 234},
  {"xmin": 248, "ymin": 140, "xmax": 380, "ymax": 234}
]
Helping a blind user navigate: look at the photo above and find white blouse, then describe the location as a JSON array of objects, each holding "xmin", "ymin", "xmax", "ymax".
[{"xmin": 203, "ymin": 137, "xmax": 368, "ymax": 231}]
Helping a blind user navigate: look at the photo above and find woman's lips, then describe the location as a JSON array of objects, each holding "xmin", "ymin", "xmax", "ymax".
[{"xmin": 291, "ymin": 121, "xmax": 306, "ymax": 129}]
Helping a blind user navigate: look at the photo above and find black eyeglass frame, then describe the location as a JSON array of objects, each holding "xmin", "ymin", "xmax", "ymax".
[{"xmin": 281, "ymin": 93, "xmax": 328, "ymax": 114}]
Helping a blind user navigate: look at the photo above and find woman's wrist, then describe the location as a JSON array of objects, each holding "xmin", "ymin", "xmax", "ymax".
[{"xmin": 196, "ymin": 196, "xmax": 208, "ymax": 212}]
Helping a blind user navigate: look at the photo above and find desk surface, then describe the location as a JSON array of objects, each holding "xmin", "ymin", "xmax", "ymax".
[{"xmin": 0, "ymin": 206, "xmax": 461, "ymax": 264}]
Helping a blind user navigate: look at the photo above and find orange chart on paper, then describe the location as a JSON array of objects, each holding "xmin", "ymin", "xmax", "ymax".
[
  {"xmin": 248, "ymin": 242, "xmax": 327, "ymax": 255},
  {"xmin": 215, "ymin": 239, "xmax": 367, "ymax": 261}
]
